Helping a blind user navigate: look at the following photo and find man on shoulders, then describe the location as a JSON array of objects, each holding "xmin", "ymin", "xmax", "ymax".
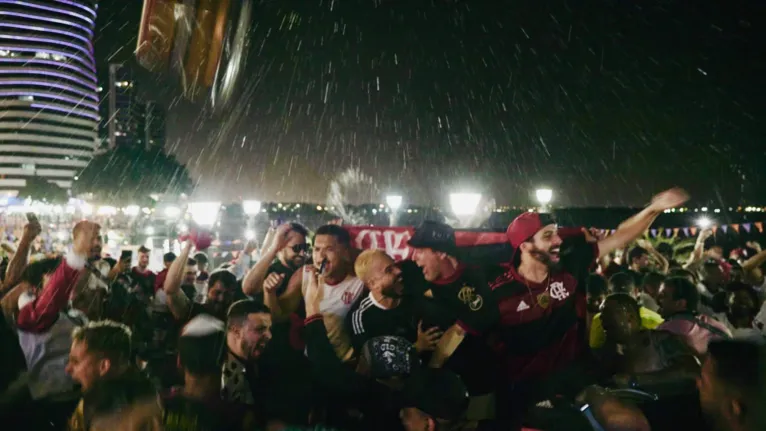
[{"xmin": 490, "ymin": 188, "xmax": 688, "ymax": 427}]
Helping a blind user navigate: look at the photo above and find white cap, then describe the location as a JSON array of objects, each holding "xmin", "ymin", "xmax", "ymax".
[{"xmin": 181, "ymin": 314, "xmax": 225, "ymax": 337}]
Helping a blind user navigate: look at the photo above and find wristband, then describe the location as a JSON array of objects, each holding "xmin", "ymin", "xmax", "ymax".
[{"xmin": 304, "ymin": 314, "xmax": 323, "ymax": 325}]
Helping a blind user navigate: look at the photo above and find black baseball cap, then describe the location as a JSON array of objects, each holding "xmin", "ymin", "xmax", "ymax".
[
  {"xmin": 407, "ymin": 220, "xmax": 457, "ymax": 256},
  {"xmin": 402, "ymin": 368, "xmax": 469, "ymax": 421}
]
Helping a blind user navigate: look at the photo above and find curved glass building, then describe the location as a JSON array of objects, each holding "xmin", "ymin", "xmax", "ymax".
[{"xmin": 0, "ymin": 0, "xmax": 99, "ymax": 194}]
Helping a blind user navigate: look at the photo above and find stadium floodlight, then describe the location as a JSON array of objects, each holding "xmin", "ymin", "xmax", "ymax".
[
  {"xmin": 243, "ymin": 200, "xmax": 262, "ymax": 216},
  {"xmin": 535, "ymin": 188, "xmax": 553, "ymax": 205},
  {"xmin": 245, "ymin": 229, "xmax": 256, "ymax": 240},
  {"xmin": 187, "ymin": 202, "xmax": 221, "ymax": 226},
  {"xmin": 386, "ymin": 195, "xmax": 403, "ymax": 211},
  {"xmin": 450, "ymin": 193, "xmax": 482, "ymax": 216}
]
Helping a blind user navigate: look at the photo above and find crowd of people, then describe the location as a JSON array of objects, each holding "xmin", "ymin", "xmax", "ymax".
[{"xmin": 0, "ymin": 187, "xmax": 764, "ymax": 431}]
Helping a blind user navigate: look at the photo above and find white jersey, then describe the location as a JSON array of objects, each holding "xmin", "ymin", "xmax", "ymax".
[{"xmin": 303, "ymin": 271, "xmax": 365, "ymax": 361}]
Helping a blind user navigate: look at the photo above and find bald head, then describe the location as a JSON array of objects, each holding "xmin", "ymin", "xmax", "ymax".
[{"xmin": 354, "ymin": 249, "xmax": 403, "ymax": 299}]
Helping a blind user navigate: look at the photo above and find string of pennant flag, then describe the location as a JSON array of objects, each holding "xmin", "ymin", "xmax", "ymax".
[{"xmin": 598, "ymin": 221, "xmax": 765, "ymax": 239}]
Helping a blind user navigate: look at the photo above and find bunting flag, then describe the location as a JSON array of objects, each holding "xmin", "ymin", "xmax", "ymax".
[
  {"xmin": 756, "ymin": 222, "xmax": 764, "ymax": 233},
  {"xmin": 683, "ymin": 227, "xmax": 690, "ymax": 236},
  {"xmin": 665, "ymin": 228, "xmax": 673, "ymax": 237},
  {"xmin": 743, "ymin": 223, "xmax": 751, "ymax": 233},
  {"xmin": 650, "ymin": 229, "xmax": 657, "ymax": 237},
  {"xmin": 673, "ymin": 228, "xmax": 680, "ymax": 237},
  {"xmin": 690, "ymin": 227, "xmax": 697, "ymax": 236},
  {"xmin": 721, "ymin": 225, "xmax": 728, "ymax": 234},
  {"xmin": 731, "ymin": 224, "xmax": 740, "ymax": 233}
]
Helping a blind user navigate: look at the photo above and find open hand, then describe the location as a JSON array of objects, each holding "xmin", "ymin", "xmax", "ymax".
[
  {"xmin": 269, "ymin": 224, "xmax": 292, "ymax": 253},
  {"xmin": 415, "ymin": 320, "xmax": 443, "ymax": 352},
  {"xmin": 649, "ymin": 188, "xmax": 689, "ymax": 212}
]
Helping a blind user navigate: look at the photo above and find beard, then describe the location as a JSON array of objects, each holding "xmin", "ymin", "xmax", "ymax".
[{"xmin": 529, "ymin": 247, "xmax": 561, "ymax": 271}]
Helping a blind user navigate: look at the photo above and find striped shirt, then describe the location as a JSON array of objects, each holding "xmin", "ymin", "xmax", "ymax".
[{"xmin": 347, "ymin": 293, "xmax": 417, "ymax": 352}]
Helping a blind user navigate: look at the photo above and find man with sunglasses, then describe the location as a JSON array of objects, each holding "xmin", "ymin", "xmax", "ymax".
[
  {"xmin": 241, "ymin": 222, "xmax": 312, "ymax": 425},
  {"xmin": 242, "ymin": 223, "xmax": 310, "ymax": 299}
]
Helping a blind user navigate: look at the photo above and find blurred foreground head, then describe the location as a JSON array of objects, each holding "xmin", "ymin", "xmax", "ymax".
[{"xmin": 698, "ymin": 339, "xmax": 765, "ymax": 431}]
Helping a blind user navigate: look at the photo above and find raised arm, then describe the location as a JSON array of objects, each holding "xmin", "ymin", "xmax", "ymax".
[
  {"xmin": 164, "ymin": 241, "xmax": 193, "ymax": 321},
  {"xmin": 264, "ymin": 267, "xmax": 303, "ymax": 320},
  {"xmin": 16, "ymin": 221, "xmax": 97, "ymax": 333},
  {"xmin": 242, "ymin": 224, "xmax": 291, "ymax": 297},
  {"xmin": 597, "ymin": 188, "xmax": 689, "ymax": 259},
  {"xmin": 2, "ymin": 221, "xmax": 41, "ymax": 293}
]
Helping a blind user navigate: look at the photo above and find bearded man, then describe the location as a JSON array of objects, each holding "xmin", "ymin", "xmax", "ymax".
[{"xmin": 490, "ymin": 188, "xmax": 689, "ymax": 429}]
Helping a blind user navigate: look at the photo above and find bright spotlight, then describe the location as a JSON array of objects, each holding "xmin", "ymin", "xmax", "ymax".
[
  {"xmin": 124, "ymin": 205, "xmax": 140, "ymax": 216},
  {"xmin": 56, "ymin": 230, "xmax": 68, "ymax": 241},
  {"xmin": 187, "ymin": 202, "xmax": 221, "ymax": 226},
  {"xmin": 386, "ymin": 195, "xmax": 403, "ymax": 211},
  {"xmin": 697, "ymin": 217, "xmax": 712, "ymax": 229},
  {"xmin": 97, "ymin": 205, "xmax": 117, "ymax": 216},
  {"xmin": 245, "ymin": 229, "xmax": 256, "ymax": 240},
  {"xmin": 80, "ymin": 203, "xmax": 93, "ymax": 216},
  {"xmin": 164, "ymin": 206, "xmax": 181, "ymax": 219},
  {"xmin": 535, "ymin": 188, "xmax": 553, "ymax": 205},
  {"xmin": 243, "ymin": 200, "xmax": 262, "ymax": 216},
  {"xmin": 449, "ymin": 193, "xmax": 482, "ymax": 216},
  {"xmin": 145, "ymin": 226, "xmax": 155, "ymax": 235}
]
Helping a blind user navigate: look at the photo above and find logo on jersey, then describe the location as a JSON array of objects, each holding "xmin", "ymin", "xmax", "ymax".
[
  {"xmin": 549, "ymin": 281, "xmax": 569, "ymax": 301},
  {"xmin": 516, "ymin": 300, "xmax": 530, "ymax": 312},
  {"xmin": 342, "ymin": 291, "xmax": 355, "ymax": 305},
  {"xmin": 458, "ymin": 285, "xmax": 483, "ymax": 311}
]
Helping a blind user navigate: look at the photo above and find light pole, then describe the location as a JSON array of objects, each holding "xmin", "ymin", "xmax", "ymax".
[
  {"xmin": 386, "ymin": 195, "xmax": 402, "ymax": 226},
  {"xmin": 243, "ymin": 200, "xmax": 261, "ymax": 242},
  {"xmin": 535, "ymin": 188, "xmax": 553, "ymax": 212}
]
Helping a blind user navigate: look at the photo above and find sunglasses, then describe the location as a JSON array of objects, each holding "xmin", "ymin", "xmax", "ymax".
[{"xmin": 291, "ymin": 243, "xmax": 309, "ymax": 253}]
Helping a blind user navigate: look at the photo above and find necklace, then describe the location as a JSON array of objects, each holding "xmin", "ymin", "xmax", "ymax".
[{"xmin": 520, "ymin": 268, "xmax": 552, "ymax": 309}]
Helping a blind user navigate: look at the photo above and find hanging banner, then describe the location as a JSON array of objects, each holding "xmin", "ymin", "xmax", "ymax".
[{"xmin": 343, "ymin": 226, "xmax": 511, "ymax": 263}]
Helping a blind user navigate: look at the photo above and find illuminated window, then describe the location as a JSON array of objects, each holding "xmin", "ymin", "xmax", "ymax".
[
  {"xmin": 35, "ymin": 52, "xmax": 51, "ymax": 59},
  {"xmin": 0, "ymin": 50, "xmax": 9, "ymax": 56},
  {"xmin": 51, "ymin": 54, "xmax": 66, "ymax": 62},
  {"xmin": 19, "ymin": 95, "xmax": 34, "ymax": 101}
]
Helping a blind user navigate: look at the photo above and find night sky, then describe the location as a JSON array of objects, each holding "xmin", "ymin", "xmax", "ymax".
[{"xmin": 95, "ymin": 0, "xmax": 765, "ymax": 208}]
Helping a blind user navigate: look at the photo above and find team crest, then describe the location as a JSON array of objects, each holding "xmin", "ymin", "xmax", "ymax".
[
  {"xmin": 549, "ymin": 281, "xmax": 569, "ymax": 301},
  {"xmin": 458, "ymin": 285, "xmax": 483, "ymax": 311},
  {"xmin": 341, "ymin": 291, "xmax": 355, "ymax": 305}
]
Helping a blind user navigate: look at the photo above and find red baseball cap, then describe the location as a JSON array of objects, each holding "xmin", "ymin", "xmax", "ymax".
[{"xmin": 506, "ymin": 212, "xmax": 557, "ymax": 250}]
